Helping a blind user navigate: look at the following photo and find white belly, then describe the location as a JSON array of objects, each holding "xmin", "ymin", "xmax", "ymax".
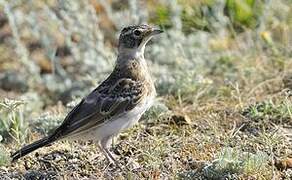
[{"xmin": 73, "ymin": 94, "xmax": 155, "ymax": 142}]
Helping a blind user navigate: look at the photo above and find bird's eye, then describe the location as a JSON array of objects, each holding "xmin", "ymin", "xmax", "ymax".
[{"xmin": 133, "ymin": 29, "xmax": 141, "ymax": 36}]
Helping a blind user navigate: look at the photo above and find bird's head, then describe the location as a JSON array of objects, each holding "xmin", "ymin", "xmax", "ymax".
[{"xmin": 118, "ymin": 24, "xmax": 163, "ymax": 56}]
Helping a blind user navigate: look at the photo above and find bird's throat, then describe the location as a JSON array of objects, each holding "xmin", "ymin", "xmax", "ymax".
[{"xmin": 118, "ymin": 46, "xmax": 145, "ymax": 60}]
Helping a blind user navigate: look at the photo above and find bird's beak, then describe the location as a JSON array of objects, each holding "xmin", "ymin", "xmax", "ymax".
[{"xmin": 149, "ymin": 28, "xmax": 164, "ymax": 36}]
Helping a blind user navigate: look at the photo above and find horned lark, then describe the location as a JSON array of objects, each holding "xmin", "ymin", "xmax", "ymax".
[{"xmin": 11, "ymin": 24, "xmax": 163, "ymax": 166}]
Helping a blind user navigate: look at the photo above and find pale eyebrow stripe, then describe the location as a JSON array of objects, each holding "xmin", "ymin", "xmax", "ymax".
[{"xmin": 123, "ymin": 30, "xmax": 132, "ymax": 36}]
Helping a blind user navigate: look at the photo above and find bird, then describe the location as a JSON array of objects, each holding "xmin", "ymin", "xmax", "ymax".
[{"xmin": 11, "ymin": 24, "xmax": 163, "ymax": 167}]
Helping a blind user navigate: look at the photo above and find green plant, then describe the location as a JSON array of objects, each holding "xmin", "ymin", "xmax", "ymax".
[
  {"xmin": 0, "ymin": 99, "xmax": 27, "ymax": 144},
  {"xmin": 226, "ymin": 0, "xmax": 264, "ymax": 30},
  {"xmin": 242, "ymin": 99, "xmax": 292, "ymax": 125},
  {"xmin": 149, "ymin": 4, "xmax": 173, "ymax": 29},
  {"xmin": 180, "ymin": 0, "xmax": 216, "ymax": 33}
]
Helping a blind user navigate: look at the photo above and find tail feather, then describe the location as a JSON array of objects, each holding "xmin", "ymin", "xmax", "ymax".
[{"xmin": 11, "ymin": 136, "xmax": 52, "ymax": 162}]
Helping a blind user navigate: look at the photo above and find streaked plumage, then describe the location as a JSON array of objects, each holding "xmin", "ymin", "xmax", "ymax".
[{"xmin": 11, "ymin": 24, "xmax": 163, "ymax": 166}]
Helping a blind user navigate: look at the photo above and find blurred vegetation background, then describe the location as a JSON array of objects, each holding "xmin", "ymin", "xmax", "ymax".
[{"xmin": 0, "ymin": 0, "xmax": 291, "ymax": 179}]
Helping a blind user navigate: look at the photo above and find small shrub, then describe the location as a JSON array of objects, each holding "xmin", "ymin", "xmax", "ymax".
[
  {"xmin": 0, "ymin": 99, "xmax": 27, "ymax": 144},
  {"xmin": 242, "ymin": 151, "xmax": 269, "ymax": 175},
  {"xmin": 203, "ymin": 147, "xmax": 242, "ymax": 179},
  {"xmin": 203, "ymin": 147, "xmax": 270, "ymax": 179},
  {"xmin": 31, "ymin": 112, "xmax": 64, "ymax": 136},
  {"xmin": 142, "ymin": 100, "xmax": 170, "ymax": 123}
]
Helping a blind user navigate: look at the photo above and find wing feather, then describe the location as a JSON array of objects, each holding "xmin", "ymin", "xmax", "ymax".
[{"xmin": 50, "ymin": 78, "xmax": 145, "ymax": 140}]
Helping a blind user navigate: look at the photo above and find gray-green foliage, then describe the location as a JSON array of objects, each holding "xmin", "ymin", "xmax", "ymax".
[
  {"xmin": 31, "ymin": 112, "xmax": 64, "ymax": 136},
  {"xmin": 142, "ymin": 100, "xmax": 169, "ymax": 122},
  {"xmin": 203, "ymin": 147, "xmax": 269, "ymax": 179},
  {"xmin": 0, "ymin": 99, "xmax": 27, "ymax": 144}
]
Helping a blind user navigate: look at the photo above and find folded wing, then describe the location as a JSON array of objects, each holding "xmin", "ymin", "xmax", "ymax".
[{"xmin": 50, "ymin": 78, "xmax": 145, "ymax": 140}]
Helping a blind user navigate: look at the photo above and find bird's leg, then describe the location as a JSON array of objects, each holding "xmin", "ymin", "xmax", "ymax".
[
  {"xmin": 104, "ymin": 147, "xmax": 131, "ymax": 172},
  {"xmin": 104, "ymin": 147, "xmax": 121, "ymax": 167},
  {"xmin": 99, "ymin": 137, "xmax": 123, "ymax": 170},
  {"xmin": 97, "ymin": 144, "xmax": 114, "ymax": 164}
]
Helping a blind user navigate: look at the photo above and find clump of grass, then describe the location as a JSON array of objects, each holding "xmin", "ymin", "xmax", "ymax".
[
  {"xmin": 242, "ymin": 99, "xmax": 292, "ymax": 126},
  {"xmin": 250, "ymin": 130, "xmax": 284, "ymax": 156},
  {"xmin": 203, "ymin": 147, "xmax": 270, "ymax": 179}
]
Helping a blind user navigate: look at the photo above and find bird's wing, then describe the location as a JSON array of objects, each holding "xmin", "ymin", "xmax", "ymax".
[{"xmin": 50, "ymin": 78, "xmax": 146, "ymax": 140}]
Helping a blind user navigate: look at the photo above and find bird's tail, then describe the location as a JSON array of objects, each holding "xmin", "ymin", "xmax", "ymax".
[{"xmin": 11, "ymin": 136, "xmax": 52, "ymax": 162}]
